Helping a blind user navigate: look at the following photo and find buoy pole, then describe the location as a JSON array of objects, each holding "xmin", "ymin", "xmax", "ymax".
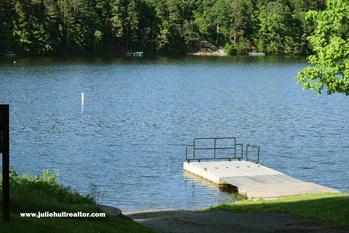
[
  {"xmin": 81, "ymin": 92, "xmax": 85, "ymax": 113},
  {"xmin": 81, "ymin": 92, "xmax": 85, "ymax": 106}
]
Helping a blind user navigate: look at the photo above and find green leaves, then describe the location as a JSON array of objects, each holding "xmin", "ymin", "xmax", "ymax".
[
  {"xmin": 297, "ymin": 0, "xmax": 349, "ymax": 95},
  {"xmin": 256, "ymin": 1, "xmax": 294, "ymax": 54},
  {"xmin": 110, "ymin": 0, "xmax": 126, "ymax": 39}
]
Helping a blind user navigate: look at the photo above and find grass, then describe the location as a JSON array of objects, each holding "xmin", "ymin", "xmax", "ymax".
[
  {"xmin": 209, "ymin": 192, "xmax": 349, "ymax": 228},
  {"xmin": 0, "ymin": 169, "xmax": 156, "ymax": 233},
  {"xmin": 3, "ymin": 170, "xmax": 348, "ymax": 232}
]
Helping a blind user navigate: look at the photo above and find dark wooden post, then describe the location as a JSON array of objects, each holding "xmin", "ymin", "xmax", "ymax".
[{"xmin": 0, "ymin": 104, "xmax": 10, "ymax": 222}]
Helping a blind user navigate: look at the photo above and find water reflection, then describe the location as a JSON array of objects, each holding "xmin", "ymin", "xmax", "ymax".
[{"xmin": 183, "ymin": 171, "xmax": 240, "ymax": 196}]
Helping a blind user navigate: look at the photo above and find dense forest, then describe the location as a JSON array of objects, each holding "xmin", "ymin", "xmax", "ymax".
[{"xmin": 0, "ymin": 0, "xmax": 326, "ymax": 56}]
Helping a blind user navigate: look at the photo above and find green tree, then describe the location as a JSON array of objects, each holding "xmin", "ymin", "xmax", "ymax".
[
  {"xmin": 229, "ymin": 0, "xmax": 253, "ymax": 45},
  {"xmin": 297, "ymin": 0, "xmax": 349, "ymax": 95},
  {"xmin": 137, "ymin": 1, "xmax": 159, "ymax": 54},
  {"xmin": 94, "ymin": 30, "xmax": 103, "ymax": 49},
  {"xmin": 156, "ymin": 0, "xmax": 186, "ymax": 55},
  {"xmin": 0, "ymin": 0, "xmax": 16, "ymax": 51},
  {"xmin": 126, "ymin": 0, "xmax": 140, "ymax": 51},
  {"xmin": 256, "ymin": 1, "xmax": 293, "ymax": 54},
  {"xmin": 290, "ymin": 0, "xmax": 326, "ymax": 55},
  {"xmin": 110, "ymin": 0, "xmax": 126, "ymax": 53},
  {"xmin": 12, "ymin": 1, "xmax": 31, "ymax": 52},
  {"xmin": 12, "ymin": 0, "xmax": 53, "ymax": 54},
  {"xmin": 193, "ymin": 0, "xmax": 215, "ymax": 39},
  {"xmin": 182, "ymin": 19, "xmax": 200, "ymax": 50}
]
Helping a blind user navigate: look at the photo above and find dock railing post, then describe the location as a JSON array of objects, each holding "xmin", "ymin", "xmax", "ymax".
[
  {"xmin": 246, "ymin": 144, "xmax": 260, "ymax": 164},
  {"xmin": 0, "ymin": 104, "xmax": 10, "ymax": 222},
  {"xmin": 185, "ymin": 146, "xmax": 188, "ymax": 161},
  {"xmin": 233, "ymin": 137, "xmax": 237, "ymax": 159},
  {"xmin": 213, "ymin": 138, "xmax": 216, "ymax": 158}
]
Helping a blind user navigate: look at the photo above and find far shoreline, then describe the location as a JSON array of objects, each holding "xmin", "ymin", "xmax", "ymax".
[{"xmin": 0, "ymin": 54, "xmax": 307, "ymax": 63}]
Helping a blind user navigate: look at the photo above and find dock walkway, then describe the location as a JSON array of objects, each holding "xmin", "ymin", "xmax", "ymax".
[{"xmin": 184, "ymin": 137, "xmax": 338, "ymax": 199}]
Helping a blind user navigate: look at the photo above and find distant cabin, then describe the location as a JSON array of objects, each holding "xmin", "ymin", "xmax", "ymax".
[
  {"xmin": 2, "ymin": 50, "xmax": 16, "ymax": 58},
  {"xmin": 248, "ymin": 52, "xmax": 265, "ymax": 56},
  {"xmin": 126, "ymin": 51, "xmax": 143, "ymax": 57}
]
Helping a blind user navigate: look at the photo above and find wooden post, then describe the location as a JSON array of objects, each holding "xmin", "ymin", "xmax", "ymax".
[{"xmin": 0, "ymin": 104, "xmax": 10, "ymax": 222}]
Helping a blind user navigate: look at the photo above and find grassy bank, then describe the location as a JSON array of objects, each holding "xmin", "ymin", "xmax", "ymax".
[
  {"xmin": 209, "ymin": 192, "xmax": 349, "ymax": 227},
  {"xmin": 0, "ymin": 170, "xmax": 155, "ymax": 233}
]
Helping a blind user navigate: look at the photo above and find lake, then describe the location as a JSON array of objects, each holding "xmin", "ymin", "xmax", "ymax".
[{"xmin": 0, "ymin": 56, "xmax": 348, "ymax": 212}]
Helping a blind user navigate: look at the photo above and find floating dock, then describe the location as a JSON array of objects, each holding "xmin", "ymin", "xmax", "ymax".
[{"xmin": 184, "ymin": 137, "xmax": 338, "ymax": 199}]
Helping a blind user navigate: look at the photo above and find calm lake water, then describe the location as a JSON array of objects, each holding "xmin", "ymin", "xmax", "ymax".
[{"xmin": 0, "ymin": 56, "xmax": 348, "ymax": 211}]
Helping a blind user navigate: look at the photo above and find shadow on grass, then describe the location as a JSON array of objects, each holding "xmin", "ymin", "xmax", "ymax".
[
  {"xmin": 0, "ymin": 170, "xmax": 156, "ymax": 233},
  {"xmin": 209, "ymin": 193, "xmax": 349, "ymax": 228}
]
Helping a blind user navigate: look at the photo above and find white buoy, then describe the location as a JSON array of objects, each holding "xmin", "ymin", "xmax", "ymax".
[
  {"xmin": 13, "ymin": 60, "xmax": 16, "ymax": 64},
  {"xmin": 81, "ymin": 92, "xmax": 85, "ymax": 106}
]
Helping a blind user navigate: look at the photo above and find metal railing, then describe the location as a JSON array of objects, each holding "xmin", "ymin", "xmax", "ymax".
[
  {"xmin": 185, "ymin": 136, "xmax": 260, "ymax": 163},
  {"xmin": 185, "ymin": 137, "xmax": 244, "ymax": 162},
  {"xmin": 246, "ymin": 144, "xmax": 260, "ymax": 164}
]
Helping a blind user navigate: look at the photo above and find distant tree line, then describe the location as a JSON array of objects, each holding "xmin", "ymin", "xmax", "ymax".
[{"xmin": 0, "ymin": 0, "xmax": 326, "ymax": 56}]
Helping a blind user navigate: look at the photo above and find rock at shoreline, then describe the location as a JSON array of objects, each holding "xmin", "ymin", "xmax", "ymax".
[
  {"xmin": 187, "ymin": 40, "xmax": 227, "ymax": 57},
  {"xmin": 99, "ymin": 205, "xmax": 122, "ymax": 217},
  {"xmin": 187, "ymin": 49, "xmax": 227, "ymax": 57}
]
